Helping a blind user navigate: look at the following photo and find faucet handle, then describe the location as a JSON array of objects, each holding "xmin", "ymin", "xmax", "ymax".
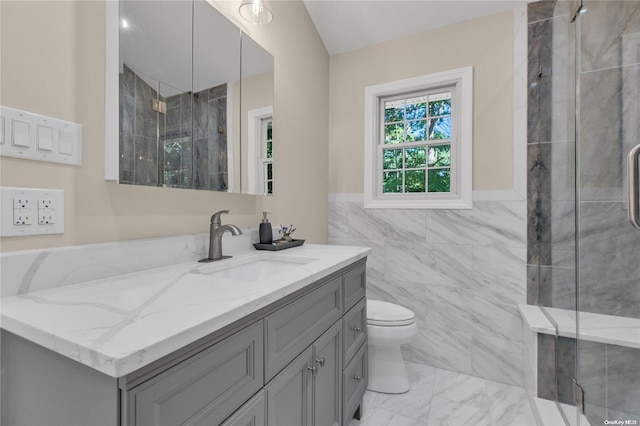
[{"xmin": 211, "ymin": 210, "xmax": 229, "ymax": 227}]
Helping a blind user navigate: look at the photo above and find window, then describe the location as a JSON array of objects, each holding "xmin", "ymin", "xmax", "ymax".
[
  {"xmin": 247, "ymin": 106, "xmax": 273, "ymax": 195},
  {"xmin": 261, "ymin": 118, "xmax": 273, "ymax": 195},
  {"xmin": 364, "ymin": 67, "xmax": 473, "ymax": 209}
]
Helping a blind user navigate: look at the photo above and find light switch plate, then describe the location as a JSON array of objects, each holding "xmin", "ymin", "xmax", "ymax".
[
  {"xmin": 1, "ymin": 187, "xmax": 64, "ymax": 237},
  {"xmin": 0, "ymin": 105, "xmax": 82, "ymax": 165}
]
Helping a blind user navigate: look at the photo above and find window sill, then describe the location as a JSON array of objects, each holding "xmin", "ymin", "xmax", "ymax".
[{"xmin": 363, "ymin": 195, "xmax": 472, "ymax": 210}]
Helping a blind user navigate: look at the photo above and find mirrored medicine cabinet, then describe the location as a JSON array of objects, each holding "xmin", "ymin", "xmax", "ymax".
[{"xmin": 105, "ymin": 0, "xmax": 274, "ymax": 195}]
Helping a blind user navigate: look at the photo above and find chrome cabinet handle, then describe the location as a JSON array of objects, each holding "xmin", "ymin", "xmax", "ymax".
[
  {"xmin": 307, "ymin": 364, "xmax": 317, "ymax": 374},
  {"xmin": 353, "ymin": 326, "xmax": 361, "ymax": 332},
  {"xmin": 354, "ymin": 375, "xmax": 362, "ymax": 382},
  {"xmin": 315, "ymin": 357, "xmax": 326, "ymax": 368},
  {"xmin": 629, "ymin": 144, "xmax": 640, "ymax": 230}
]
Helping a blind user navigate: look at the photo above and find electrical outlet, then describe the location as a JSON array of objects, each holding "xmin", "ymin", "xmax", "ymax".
[
  {"xmin": 39, "ymin": 199, "xmax": 55, "ymax": 210},
  {"xmin": 1, "ymin": 187, "xmax": 64, "ymax": 237},
  {"xmin": 14, "ymin": 212, "xmax": 34, "ymax": 226},
  {"xmin": 14, "ymin": 198, "xmax": 33, "ymax": 209},
  {"xmin": 38, "ymin": 214, "xmax": 55, "ymax": 225}
]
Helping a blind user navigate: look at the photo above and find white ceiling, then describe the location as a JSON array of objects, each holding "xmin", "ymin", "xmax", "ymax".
[{"xmin": 303, "ymin": 0, "xmax": 530, "ymax": 56}]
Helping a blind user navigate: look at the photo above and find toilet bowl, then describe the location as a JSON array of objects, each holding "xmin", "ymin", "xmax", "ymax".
[{"xmin": 366, "ymin": 299, "xmax": 417, "ymax": 394}]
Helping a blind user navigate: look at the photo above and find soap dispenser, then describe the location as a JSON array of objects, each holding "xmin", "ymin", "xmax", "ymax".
[{"xmin": 259, "ymin": 212, "xmax": 273, "ymax": 244}]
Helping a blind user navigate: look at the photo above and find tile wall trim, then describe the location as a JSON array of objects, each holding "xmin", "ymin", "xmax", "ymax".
[{"xmin": 330, "ymin": 190, "xmax": 525, "ymax": 203}]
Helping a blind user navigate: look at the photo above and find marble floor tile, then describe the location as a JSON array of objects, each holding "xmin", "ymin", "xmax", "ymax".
[
  {"xmin": 372, "ymin": 362, "xmax": 437, "ymax": 421},
  {"xmin": 486, "ymin": 381, "xmax": 537, "ymax": 426},
  {"xmin": 427, "ymin": 397, "xmax": 492, "ymax": 426},
  {"xmin": 350, "ymin": 362, "xmax": 537, "ymax": 426},
  {"xmin": 350, "ymin": 406, "xmax": 427, "ymax": 426},
  {"xmin": 432, "ymin": 368, "xmax": 489, "ymax": 408}
]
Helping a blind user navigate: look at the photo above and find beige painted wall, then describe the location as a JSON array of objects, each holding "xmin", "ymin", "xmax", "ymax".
[
  {"xmin": 0, "ymin": 0, "xmax": 330, "ymax": 252},
  {"xmin": 219, "ymin": 0, "xmax": 331, "ymax": 237},
  {"xmin": 328, "ymin": 11, "xmax": 514, "ymax": 193}
]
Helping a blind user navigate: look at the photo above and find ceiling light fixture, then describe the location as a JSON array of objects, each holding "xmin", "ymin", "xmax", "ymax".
[{"xmin": 239, "ymin": 0, "xmax": 273, "ymax": 25}]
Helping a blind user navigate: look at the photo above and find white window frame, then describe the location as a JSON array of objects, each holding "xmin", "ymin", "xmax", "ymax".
[
  {"xmin": 247, "ymin": 106, "xmax": 273, "ymax": 195},
  {"xmin": 364, "ymin": 67, "xmax": 473, "ymax": 209},
  {"xmin": 260, "ymin": 117, "xmax": 273, "ymax": 195}
]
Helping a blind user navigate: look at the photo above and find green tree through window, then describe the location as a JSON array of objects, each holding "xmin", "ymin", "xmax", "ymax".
[{"xmin": 381, "ymin": 91, "xmax": 452, "ymax": 194}]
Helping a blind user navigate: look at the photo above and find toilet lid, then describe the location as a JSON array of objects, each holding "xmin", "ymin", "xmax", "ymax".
[{"xmin": 367, "ymin": 300, "xmax": 415, "ymax": 326}]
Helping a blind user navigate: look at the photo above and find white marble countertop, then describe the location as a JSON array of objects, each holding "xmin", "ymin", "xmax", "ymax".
[
  {"xmin": 518, "ymin": 304, "xmax": 640, "ymax": 349},
  {"xmin": 1, "ymin": 244, "xmax": 371, "ymax": 378}
]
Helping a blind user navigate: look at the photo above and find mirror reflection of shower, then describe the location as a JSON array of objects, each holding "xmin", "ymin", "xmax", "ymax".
[{"xmin": 117, "ymin": 0, "xmax": 273, "ymax": 194}]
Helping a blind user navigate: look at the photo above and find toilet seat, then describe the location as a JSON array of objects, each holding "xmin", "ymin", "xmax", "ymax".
[{"xmin": 367, "ymin": 300, "xmax": 415, "ymax": 326}]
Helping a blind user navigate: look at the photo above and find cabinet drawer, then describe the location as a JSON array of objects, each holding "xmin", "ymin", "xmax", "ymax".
[
  {"xmin": 342, "ymin": 342, "xmax": 368, "ymax": 426},
  {"xmin": 220, "ymin": 390, "xmax": 265, "ymax": 426},
  {"xmin": 343, "ymin": 298, "xmax": 367, "ymax": 363},
  {"xmin": 343, "ymin": 263, "xmax": 366, "ymax": 312},
  {"xmin": 265, "ymin": 277, "xmax": 342, "ymax": 381},
  {"xmin": 128, "ymin": 321, "xmax": 263, "ymax": 426}
]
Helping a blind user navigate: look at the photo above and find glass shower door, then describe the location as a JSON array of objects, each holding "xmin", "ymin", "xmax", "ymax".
[{"xmin": 574, "ymin": 1, "xmax": 640, "ymax": 424}]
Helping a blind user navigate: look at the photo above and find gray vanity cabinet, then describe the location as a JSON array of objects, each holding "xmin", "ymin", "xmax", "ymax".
[
  {"xmin": 343, "ymin": 263, "xmax": 366, "ymax": 312},
  {"xmin": 264, "ymin": 276, "xmax": 342, "ymax": 381},
  {"xmin": 126, "ymin": 321, "xmax": 264, "ymax": 426},
  {"xmin": 266, "ymin": 321, "xmax": 342, "ymax": 426},
  {"xmin": 1, "ymin": 259, "xmax": 368, "ymax": 426},
  {"xmin": 343, "ymin": 298, "xmax": 366, "ymax": 362},
  {"xmin": 220, "ymin": 390, "xmax": 265, "ymax": 426},
  {"xmin": 265, "ymin": 346, "xmax": 314, "ymax": 426},
  {"xmin": 342, "ymin": 342, "xmax": 368, "ymax": 425}
]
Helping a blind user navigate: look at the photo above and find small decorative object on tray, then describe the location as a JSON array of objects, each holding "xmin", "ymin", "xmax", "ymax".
[
  {"xmin": 254, "ymin": 224, "xmax": 304, "ymax": 251},
  {"xmin": 278, "ymin": 224, "xmax": 296, "ymax": 242}
]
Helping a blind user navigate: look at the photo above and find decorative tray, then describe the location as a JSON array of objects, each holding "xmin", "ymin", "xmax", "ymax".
[{"xmin": 253, "ymin": 239, "xmax": 305, "ymax": 251}]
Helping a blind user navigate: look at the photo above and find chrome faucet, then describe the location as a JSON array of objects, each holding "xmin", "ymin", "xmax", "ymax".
[{"xmin": 199, "ymin": 210, "xmax": 242, "ymax": 263}]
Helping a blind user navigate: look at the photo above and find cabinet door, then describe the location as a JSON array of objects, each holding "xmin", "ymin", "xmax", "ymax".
[
  {"xmin": 343, "ymin": 263, "xmax": 366, "ymax": 312},
  {"xmin": 265, "ymin": 277, "xmax": 342, "ymax": 381},
  {"xmin": 220, "ymin": 390, "xmax": 265, "ymax": 426},
  {"xmin": 343, "ymin": 298, "xmax": 366, "ymax": 364},
  {"xmin": 129, "ymin": 321, "xmax": 263, "ymax": 426},
  {"xmin": 342, "ymin": 342, "xmax": 368, "ymax": 426},
  {"xmin": 265, "ymin": 347, "xmax": 314, "ymax": 426},
  {"xmin": 313, "ymin": 321, "xmax": 342, "ymax": 426}
]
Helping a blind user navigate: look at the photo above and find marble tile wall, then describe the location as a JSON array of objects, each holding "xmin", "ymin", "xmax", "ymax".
[
  {"xmin": 328, "ymin": 193, "xmax": 528, "ymax": 387},
  {"xmin": 0, "ymin": 230, "xmax": 259, "ymax": 298}
]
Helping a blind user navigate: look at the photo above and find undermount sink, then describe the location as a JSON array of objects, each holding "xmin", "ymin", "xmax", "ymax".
[{"xmin": 192, "ymin": 254, "xmax": 318, "ymax": 282}]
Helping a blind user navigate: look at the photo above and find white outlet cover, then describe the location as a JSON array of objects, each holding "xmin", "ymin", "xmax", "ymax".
[{"xmin": 1, "ymin": 187, "xmax": 64, "ymax": 237}]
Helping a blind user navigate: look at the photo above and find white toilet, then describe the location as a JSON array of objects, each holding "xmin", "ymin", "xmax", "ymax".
[{"xmin": 366, "ymin": 299, "xmax": 417, "ymax": 394}]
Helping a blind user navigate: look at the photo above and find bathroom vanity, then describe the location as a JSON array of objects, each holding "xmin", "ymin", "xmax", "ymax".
[{"xmin": 1, "ymin": 245, "xmax": 369, "ymax": 426}]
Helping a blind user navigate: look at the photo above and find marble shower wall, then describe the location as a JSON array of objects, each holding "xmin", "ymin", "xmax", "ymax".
[
  {"xmin": 119, "ymin": 65, "xmax": 228, "ymax": 191},
  {"xmin": 527, "ymin": 1, "xmax": 577, "ymax": 311},
  {"xmin": 164, "ymin": 84, "xmax": 229, "ymax": 191},
  {"xmin": 577, "ymin": 1, "xmax": 640, "ymax": 318},
  {"xmin": 328, "ymin": 194, "xmax": 527, "ymax": 387},
  {"xmin": 527, "ymin": 1, "xmax": 640, "ymax": 318},
  {"xmin": 120, "ymin": 64, "xmax": 163, "ymax": 186}
]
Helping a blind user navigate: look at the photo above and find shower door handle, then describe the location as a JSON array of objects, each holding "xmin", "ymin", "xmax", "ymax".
[{"xmin": 629, "ymin": 144, "xmax": 640, "ymax": 230}]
